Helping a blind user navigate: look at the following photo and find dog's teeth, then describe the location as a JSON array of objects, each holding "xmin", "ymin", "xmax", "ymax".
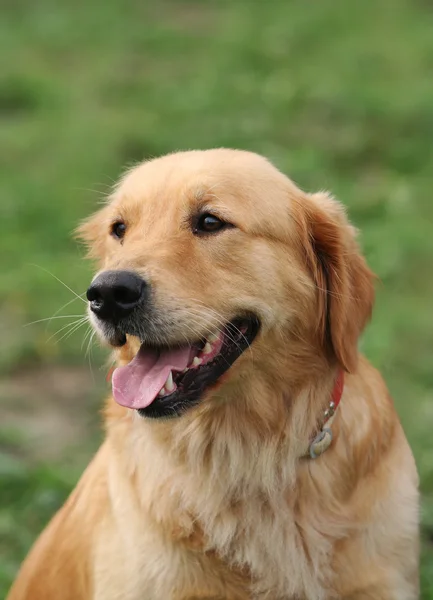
[
  {"xmin": 207, "ymin": 332, "xmax": 219, "ymax": 343},
  {"xmin": 158, "ymin": 387, "xmax": 166, "ymax": 397},
  {"xmin": 192, "ymin": 357, "xmax": 202, "ymax": 367},
  {"xmin": 165, "ymin": 371, "xmax": 175, "ymax": 392},
  {"xmin": 203, "ymin": 342, "xmax": 212, "ymax": 355},
  {"xmin": 182, "ymin": 368, "xmax": 188, "ymax": 374}
]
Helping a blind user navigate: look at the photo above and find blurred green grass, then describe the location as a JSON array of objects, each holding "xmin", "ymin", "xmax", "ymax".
[{"xmin": 1, "ymin": 0, "xmax": 433, "ymax": 596}]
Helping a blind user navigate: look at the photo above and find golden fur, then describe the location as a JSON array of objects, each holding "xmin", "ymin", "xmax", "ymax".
[{"xmin": 8, "ymin": 150, "xmax": 419, "ymax": 599}]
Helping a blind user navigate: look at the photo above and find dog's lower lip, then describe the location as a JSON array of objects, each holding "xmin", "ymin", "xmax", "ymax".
[{"xmin": 113, "ymin": 333, "xmax": 127, "ymax": 347}]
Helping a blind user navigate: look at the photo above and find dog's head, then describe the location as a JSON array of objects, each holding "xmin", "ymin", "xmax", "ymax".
[{"xmin": 78, "ymin": 149, "xmax": 374, "ymax": 419}]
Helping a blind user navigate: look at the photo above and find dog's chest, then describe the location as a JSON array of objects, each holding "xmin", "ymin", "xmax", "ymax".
[
  {"xmin": 176, "ymin": 497, "xmax": 330, "ymax": 600},
  {"xmin": 126, "ymin": 428, "xmax": 332, "ymax": 599},
  {"xmin": 104, "ymin": 462, "xmax": 332, "ymax": 599}
]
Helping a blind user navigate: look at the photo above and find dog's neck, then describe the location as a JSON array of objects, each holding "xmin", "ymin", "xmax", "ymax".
[
  {"xmin": 122, "ymin": 364, "xmax": 339, "ymax": 492},
  {"xmin": 109, "ymin": 336, "xmax": 342, "ymax": 501}
]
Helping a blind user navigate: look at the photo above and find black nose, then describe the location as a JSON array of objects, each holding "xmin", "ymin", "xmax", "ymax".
[{"xmin": 86, "ymin": 270, "xmax": 146, "ymax": 322}]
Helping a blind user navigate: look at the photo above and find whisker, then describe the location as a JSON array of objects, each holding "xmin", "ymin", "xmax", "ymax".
[
  {"xmin": 85, "ymin": 329, "xmax": 97, "ymax": 382},
  {"xmin": 303, "ymin": 280, "xmax": 364, "ymax": 302},
  {"xmin": 46, "ymin": 317, "xmax": 88, "ymax": 344},
  {"xmin": 81, "ymin": 325, "xmax": 94, "ymax": 351},
  {"xmin": 47, "ymin": 293, "xmax": 87, "ymax": 327},
  {"xmin": 180, "ymin": 307, "xmax": 254, "ymax": 365},
  {"xmin": 23, "ymin": 315, "xmax": 85, "ymax": 327},
  {"xmin": 73, "ymin": 187, "xmax": 110, "ymax": 197},
  {"xmin": 186, "ymin": 303, "xmax": 253, "ymax": 351},
  {"xmin": 29, "ymin": 264, "xmax": 86, "ymax": 304},
  {"xmin": 85, "ymin": 329, "xmax": 96, "ymax": 359},
  {"xmin": 54, "ymin": 319, "xmax": 88, "ymax": 345}
]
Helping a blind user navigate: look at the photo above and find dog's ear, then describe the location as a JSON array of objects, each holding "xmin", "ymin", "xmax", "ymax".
[
  {"xmin": 75, "ymin": 206, "xmax": 111, "ymax": 262},
  {"xmin": 295, "ymin": 192, "xmax": 375, "ymax": 372}
]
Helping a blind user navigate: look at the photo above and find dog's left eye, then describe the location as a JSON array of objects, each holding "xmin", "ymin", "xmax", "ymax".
[
  {"xmin": 193, "ymin": 213, "xmax": 231, "ymax": 235},
  {"xmin": 111, "ymin": 221, "xmax": 127, "ymax": 240}
]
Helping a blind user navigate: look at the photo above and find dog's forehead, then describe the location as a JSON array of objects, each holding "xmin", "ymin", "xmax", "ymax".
[{"xmin": 110, "ymin": 150, "xmax": 302, "ymax": 236}]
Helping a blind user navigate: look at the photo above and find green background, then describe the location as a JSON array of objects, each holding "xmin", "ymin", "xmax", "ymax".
[{"xmin": 1, "ymin": 0, "xmax": 432, "ymax": 595}]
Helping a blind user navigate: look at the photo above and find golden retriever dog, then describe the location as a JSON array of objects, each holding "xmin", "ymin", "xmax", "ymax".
[{"xmin": 8, "ymin": 150, "xmax": 419, "ymax": 600}]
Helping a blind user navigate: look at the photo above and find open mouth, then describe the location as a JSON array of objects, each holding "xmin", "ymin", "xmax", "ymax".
[{"xmin": 111, "ymin": 316, "xmax": 260, "ymax": 418}]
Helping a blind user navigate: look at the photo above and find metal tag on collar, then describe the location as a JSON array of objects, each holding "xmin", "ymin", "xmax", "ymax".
[{"xmin": 309, "ymin": 427, "xmax": 333, "ymax": 459}]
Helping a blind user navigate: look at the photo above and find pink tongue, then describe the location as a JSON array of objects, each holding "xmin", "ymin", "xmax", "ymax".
[{"xmin": 112, "ymin": 345, "xmax": 192, "ymax": 409}]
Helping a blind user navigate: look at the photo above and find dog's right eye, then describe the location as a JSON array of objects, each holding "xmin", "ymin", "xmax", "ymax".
[
  {"xmin": 111, "ymin": 221, "xmax": 127, "ymax": 240},
  {"xmin": 193, "ymin": 213, "xmax": 233, "ymax": 236}
]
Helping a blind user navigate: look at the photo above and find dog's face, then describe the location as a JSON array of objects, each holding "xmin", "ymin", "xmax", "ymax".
[{"xmin": 78, "ymin": 150, "xmax": 374, "ymax": 418}]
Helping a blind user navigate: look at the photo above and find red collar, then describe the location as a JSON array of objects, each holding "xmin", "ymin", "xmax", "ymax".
[
  {"xmin": 323, "ymin": 369, "xmax": 344, "ymax": 425},
  {"xmin": 308, "ymin": 370, "xmax": 344, "ymax": 459}
]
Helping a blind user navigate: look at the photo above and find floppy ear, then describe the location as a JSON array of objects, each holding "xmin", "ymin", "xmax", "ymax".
[
  {"xmin": 295, "ymin": 192, "xmax": 375, "ymax": 373},
  {"xmin": 75, "ymin": 206, "xmax": 111, "ymax": 262}
]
